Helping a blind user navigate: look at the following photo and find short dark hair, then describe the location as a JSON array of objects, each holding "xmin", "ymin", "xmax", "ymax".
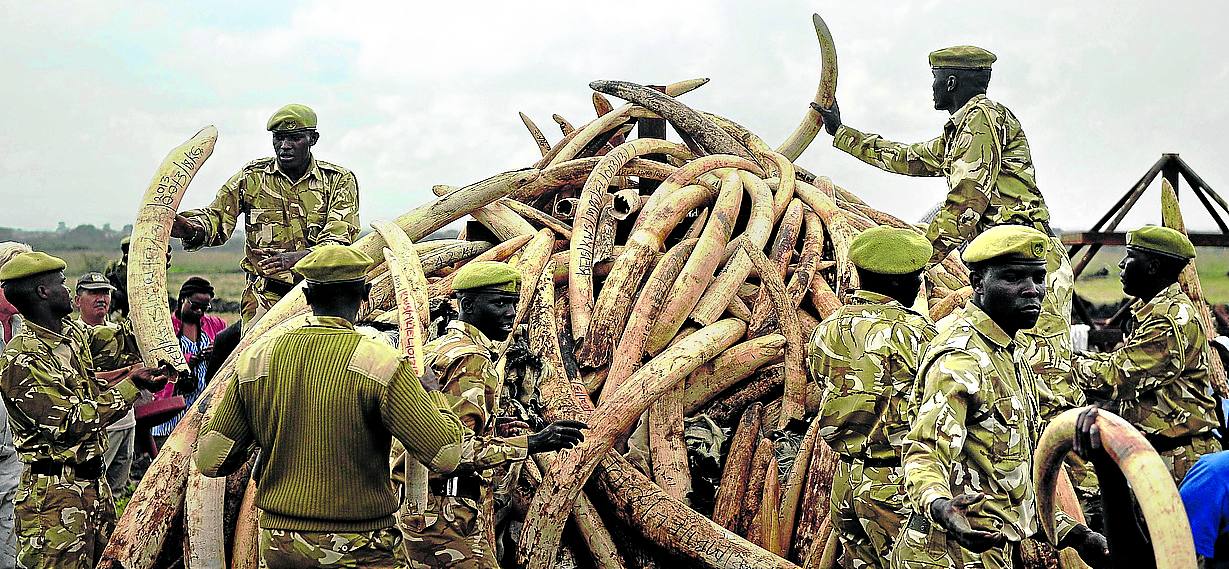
[
  {"xmin": 942, "ymin": 68, "xmax": 992, "ymax": 92},
  {"xmin": 2, "ymin": 273, "xmax": 52, "ymax": 313},
  {"xmin": 303, "ymin": 279, "xmax": 367, "ymax": 311}
]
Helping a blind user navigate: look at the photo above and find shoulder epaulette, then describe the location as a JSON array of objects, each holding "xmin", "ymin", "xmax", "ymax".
[
  {"xmin": 243, "ymin": 157, "xmax": 276, "ymax": 171},
  {"xmin": 348, "ymin": 335, "xmax": 404, "ymax": 386},
  {"xmin": 315, "ymin": 160, "xmax": 353, "ymax": 176}
]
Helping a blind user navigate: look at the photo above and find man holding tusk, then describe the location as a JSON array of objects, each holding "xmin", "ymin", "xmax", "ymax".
[
  {"xmin": 892, "ymin": 226, "xmax": 1108, "ymax": 569},
  {"xmin": 1072, "ymin": 226, "xmax": 1220, "ymax": 485},
  {"xmin": 808, "ymin": 226, "xmax": 938, "ymax": 569},
  {"xmin": 401, "ymin": 260, "xmax": 587, "ymax": 569},
  {"xmin": 814, "ymin": 47, "xmax": 1082, "ymax": 480},
  {"xmin": 0, "ymin": 252, "xmax": 172, "ymax": 569},
  {"xmin": 170, "ymin": 103, "xmax": 360, "ymax": 329}
]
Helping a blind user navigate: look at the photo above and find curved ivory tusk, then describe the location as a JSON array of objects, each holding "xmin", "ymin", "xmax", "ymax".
[
  {"xmin": 776, "ymin": 12, "xmax": 839, "ymax": 161},
  {"xmin": 130, "ymin": 126, "xmax": 217, "ymax": 374},
  {"xmin": 1034, "ymin": 407, "xmax": 1196, "ymax": 569}
]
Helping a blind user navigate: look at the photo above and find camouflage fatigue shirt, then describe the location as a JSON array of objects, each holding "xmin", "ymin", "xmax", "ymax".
[
  {"xmin": 833, "ymin": 94, "xmax": 1051, "ymax": 264},
  {"xmin": 181, "ymin": 157, "xmax": 360, "ymax": 286},
  {"xmin": 76, "ymin": 316, "xmax": 144, "ymax": 431},
  {"xmin": 903, "ymin": 303, "xmax": 1074, "ymax": 542},
  {"xmin": 810, "ymin": 290, "xmax": 937, "ymax": 462},
  {"xmin": 75, "ymin": 317, "xmax": 143, "ymax": 373},
  {"xmin": 0, "ymin": 319, "xmax": 139, "ymax": 464},
  {"xmin": 1073, "ymin": 283, "xmax": 1218, "ymax": 439},
  {"xmin": 423, "ymin": 321, "xmax": 529, "ymax": 481}
]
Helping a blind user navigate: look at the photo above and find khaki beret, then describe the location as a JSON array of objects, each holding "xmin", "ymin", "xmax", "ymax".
[
  {"xmin": 267, "ymin": 103, "xmax": 318, "ymax": 132},
  {"xmin": 0, "ymin": 252, "xmax": 67, "ymax": 282},
  {"xmin": 293, "ymin": 245, "xmax": 373, "ymax": 284},
  {"xmin": 452, "ymin": 261, "xmax": 520, "ymax": 294},
  {"xmin": 76, "ymin": 272, "xmax": 114, "ymax": 291},
  {"xmin": 848, "ymin": 226, "xmax": 933, "ymax": 275},
  {"xmin": 929, "ymin": 45, "xmax": 997, "ymax": 69},
  {"xmin": 1128, "ymin": 225, "xmax": 1196, "ymax": 260},
  {"xmin": 962, "ymin": 225, "xmax": 1049, "ymax": 265}
]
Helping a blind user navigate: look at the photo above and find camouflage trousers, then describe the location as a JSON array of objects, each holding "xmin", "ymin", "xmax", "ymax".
[
  {"xmin": 889, "ymin": 515, "xmax": 1020, "ymax": 569},
  {"xmin": 1160, "ymin": 434, "xmax": 1220, "ymax": 486},
  {"xmin": 258, "ymin": 526, "xmax": 403, "ymax": 568},
  {"xmin": 400, "ymin": 494, "xmax": 497, "ymax": 569},
  {"xmin": 241, "ymin": 280, "xmax": 285, "ymax": 331},
  {"xmin": 14, "ymin": 469, "xmax": 115, "ymax": 569},
  {"xmin": 831, "ymin": 459, "xmax": 907, "ymax": 569}
]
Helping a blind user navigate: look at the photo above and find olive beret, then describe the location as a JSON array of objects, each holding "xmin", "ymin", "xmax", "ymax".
[
  {"xmin": 1128, "ymin": 225, "xmax": 1196, "ymax": 260},
  {"xmin": 452, "ymin": 261, "xmax": 520, "ymax": 294},
  {"xmin": 267, "ymin": 103, "xmax": 318, "ymax": 132},
  {"xmin": 76, "ymin": 272, "xmax": 114, "ymax": 291},
  {"xmin": 293, "ymin": 245, "xmax": 373, "ymax": 284},
  {"xmin": 848, "ymin": 226, "xmax": 933, "ymax": 275},
  {"xmin": 962, "ymin": 225, "xmax": 1049, "ymax": 265},
  {"xmin": 929, "ymin": 45, "xmax": 997, "ymax": 70},
  {"xmin": 0, "ymin": 252, "xmax": 67, "ymax": 282}
]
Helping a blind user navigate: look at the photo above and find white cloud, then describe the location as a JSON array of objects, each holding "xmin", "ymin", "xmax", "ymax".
[{"xmin": 2, "ymin": 0, "xmax": 1228, "ymax": 234}]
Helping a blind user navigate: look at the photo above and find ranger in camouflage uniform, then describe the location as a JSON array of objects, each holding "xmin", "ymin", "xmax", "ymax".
[
  {"xmin": 809, "ymin": 227, "xmax": 938, "ymax": 568},
  {"xmin": 0, "ymin": 252, "xmax": 169, "ymax": 569},
  {"xmin": 197, "ymin": 245, "xmax": 467, "ymax": 569},
  {"xmin": 814, "ymin": 46, "xmax": 1078, "ymax": 443},
  {"xmin": 1072, "ymin": 226, "xmax": 1220, "ymax": 485},
  {"xmin": 892, "ymin": 227, "xmax": 1106, "ymax": 569},
  {"xmin": 402, "ymin": 261, "xmax": 585, "ymax": 569},
  {"xmin": 172, "ymin": 103, "xmax": 360, "ymax": 328}
]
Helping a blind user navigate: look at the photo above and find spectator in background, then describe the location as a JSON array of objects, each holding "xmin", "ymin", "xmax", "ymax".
[
  {"xmin": 1181, "ymin": 451, "xmax": 1229, "ymax": 568},
  {"xmin": 0, "ymin": 243, "xmax": 30, "ymax": 569},
  {"xmin": 151, "ymin": 277, "xmax": 225, "ymax": 446},
  {"xmin": 73, "ymin": 272, "xmax": 144, "ymax": 497}
]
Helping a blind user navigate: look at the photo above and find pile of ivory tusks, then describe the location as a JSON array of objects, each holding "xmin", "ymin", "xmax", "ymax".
[{"xmin": 102, "ymin": 11, "xmax": 1192, "ymax": 569}]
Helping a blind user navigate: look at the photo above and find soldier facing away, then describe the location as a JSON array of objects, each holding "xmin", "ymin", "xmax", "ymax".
[
  {"xmin": 171, "ymin": 103, "xmax": 361, "ymax": 328},
  {"xmin": 809, "ymin": 226, "xmax": 938, "ymax": 569},
  {"xmin": 196, "ymin": 245, "xmax": 468, "ymax": 568},
  {"xmin": 1072, "ymin": 226, "xmax": 1220, "ymax": 484},
  {"xmin": 892, "ymin": 226, "xmax": 1107, "ymax": 569},
  {"xmin": 814, "ymin": 46, "xmax": 1078, "ymax": 441},
  {"xmin": 402, "ymin": 261, "xmax": 586, "ymax": 569},
  {"xmin": 0, "ymin": 252, "xmax": 170, "ymax": 569}
]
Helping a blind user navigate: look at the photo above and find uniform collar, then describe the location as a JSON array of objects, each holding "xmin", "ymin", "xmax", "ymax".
[
  {"xmin": 1133, "ymin": 282, "xmax": 1183, "ymax": 320},
  {"xmin": 948, "ymin": 93, "xmax": 988, "ymax": 126},
  {"xmin": 305, "ymin": 315, "xmax": 356, "ymax": 330},
  {"xmin": 965, "ymin": 303, "xmax": 1015, "ymax": 349},
  {"xmin": 22, "ymin": 318, "xmax": 73, "ymax": 350},
  {"xmin": 446, "ymin": 320, "xmax": 497, "ymax": 354},
  {"xmin": 266, "ymin": 156, "xmax": 321, "ymax": 184}
]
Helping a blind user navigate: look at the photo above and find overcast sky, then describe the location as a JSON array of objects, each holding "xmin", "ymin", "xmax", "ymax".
[{"xmin": 3, "ymin": 1, "xmax": 1228, "ymax": 233}]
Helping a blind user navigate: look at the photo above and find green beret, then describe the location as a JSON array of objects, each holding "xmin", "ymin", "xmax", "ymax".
[
  {"xmin": 452, "ymin": 261, "xmax": 520, "ymax": 294},
  {"xmin": 848, "ymin": 226, "xmax": 933, "ymax": 275},
  {"xmin": 293, "ymin": 245, "xmax": 373, "ymax": 284},
  {"xmin": 929, "ymin": 45, "xmax": 997, "ymax": 70},
  {"xmin": 267, "ymin": 103, "xmax": 318, "ymax": 132},
  {"xmin": 76, "ymin": 272, "xmax": 114, "ymax": 291},
  {"xmin": 962, "ymin": 225, "xmax": 1049, "ymax": 265},
  {"xmin": 0, "ymin": 251, "xmax": 67, "ymax": 282},
  {"xmin": 1128, "ymin": 225, "xmax": 1196, "ymax": 260}
]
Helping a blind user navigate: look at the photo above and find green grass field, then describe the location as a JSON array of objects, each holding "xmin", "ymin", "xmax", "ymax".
[
  {"xmin": 55, "ymin": 248, "xmax": 246, "ymax": 323},
  {"xmin": 1074, "ymin": 246, "xmax": 1229, "ymax": 305},
  {"xmin": 48, "ymin": 244, "xmax": 1229, "ymax": 324}
]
